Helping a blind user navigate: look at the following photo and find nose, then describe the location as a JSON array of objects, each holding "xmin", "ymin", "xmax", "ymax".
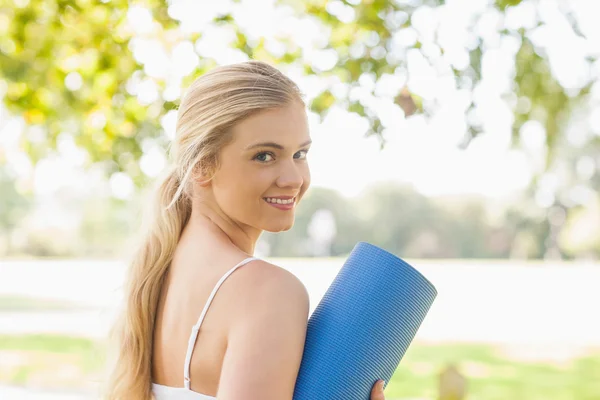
[{"xmin": 276, "ymin": 158, "xmax": 305, "ymax": 189}]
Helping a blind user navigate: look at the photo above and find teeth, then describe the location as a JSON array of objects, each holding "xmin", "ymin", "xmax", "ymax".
[{"xmin": 265, "ymin": 197, "xmax": 294, "ymax": 204}]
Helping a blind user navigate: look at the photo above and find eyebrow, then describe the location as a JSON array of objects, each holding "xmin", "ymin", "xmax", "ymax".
[{"xmin": 245, "ymin": 139, "xmax": 312, "ymax": 151}]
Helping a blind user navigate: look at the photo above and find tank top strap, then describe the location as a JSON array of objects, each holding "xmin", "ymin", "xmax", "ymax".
[{"xmin": 183, "ymin": 256, "xmax": 260, "ymax": 389}]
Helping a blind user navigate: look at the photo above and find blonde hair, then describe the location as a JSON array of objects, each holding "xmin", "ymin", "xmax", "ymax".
[{"xmin": 104, "ymin": 60, "xmax": 305, "ymax": 399}]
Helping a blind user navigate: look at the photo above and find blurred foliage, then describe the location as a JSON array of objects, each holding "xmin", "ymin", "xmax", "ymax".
[
  {"xmin": 0, "ymin": 159, "xmax": 34, "ymax": 253},
  {"xmin": 5, "ymin": 184, "xmax": 589, "ymax": 259},
  {"xmin": 291, "ymin": 0, "xmax": 596, "ymax": 168},
  {"xmin": 0, "ymin": 0, "xmax": 597, "ymax": 179},
  {"xmin": 0, "ymin": 0, "xmax": 176, "ymax": 187},
  {"xmin": 1, "ymin": 0, "xmax": 599, "ymax": 259}
]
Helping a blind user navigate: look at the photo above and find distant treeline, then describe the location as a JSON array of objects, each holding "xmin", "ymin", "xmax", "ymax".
[
  {"xmin": 262, "ymin": 184, "xmax": 561, "ymax": 260},
  {"xmin": 3, "ymin": 182, "xmax": 596, "ymax": 260}
]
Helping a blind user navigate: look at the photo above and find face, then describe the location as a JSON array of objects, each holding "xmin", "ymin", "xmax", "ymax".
[{"xmin": 209, "ymin": 101, "xmax": 311, "ymax": 232}]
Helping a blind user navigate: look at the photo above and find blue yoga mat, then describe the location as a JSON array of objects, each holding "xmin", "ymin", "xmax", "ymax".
[{"xmin": 292, "ymin": 242, "xmax": 437, "ymax": 400}]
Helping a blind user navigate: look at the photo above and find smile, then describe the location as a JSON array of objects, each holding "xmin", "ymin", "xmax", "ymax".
[
  {"xmin": 264, "ymin": 197, "xmax": 295, "ymax": 204},
  {"xmin": 263, "ymin": 197, "xmax": 295, "ymax": 210}
]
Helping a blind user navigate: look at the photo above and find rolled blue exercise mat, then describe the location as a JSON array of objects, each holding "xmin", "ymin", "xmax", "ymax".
[{"xmin": 292, "ymin": 241, "xmax": 438, "ymax": 400}]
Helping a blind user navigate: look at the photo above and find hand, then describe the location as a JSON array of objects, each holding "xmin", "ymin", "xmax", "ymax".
[{"xmin": 370, "ymin": 379, "xmax": 386, "ymax": 400}]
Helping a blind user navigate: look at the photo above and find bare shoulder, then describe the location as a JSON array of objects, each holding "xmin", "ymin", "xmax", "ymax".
[
  {"xmin": 218, "ymin": 259, "xmax": 310, "ymax": 400},
  {"xmin": 231, "ymin": 260, "xmax": 310, "ymax": 329},
  {"xmin": 228, "ymin": 258, "xmax": 310, "ymax": 323}
]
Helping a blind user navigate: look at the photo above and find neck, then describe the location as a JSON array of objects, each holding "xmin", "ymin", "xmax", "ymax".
[{"xmin": 187, "ymin": 205, "xmax": 260, "ymax": 256}]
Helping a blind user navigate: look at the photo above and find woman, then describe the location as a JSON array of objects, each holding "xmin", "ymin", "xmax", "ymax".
[{"xmin": 104, "ymin": 60, "xmax": 387, "ymax": 400}]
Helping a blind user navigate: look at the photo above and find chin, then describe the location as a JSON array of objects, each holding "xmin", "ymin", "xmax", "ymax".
[{"xmin": 264, "ymin": 221, "xmax": 294, "ymax": 233}]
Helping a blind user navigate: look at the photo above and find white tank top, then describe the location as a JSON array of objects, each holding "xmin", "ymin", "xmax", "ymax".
[{"xmin": 152, "ymin": 256, "xmax": 260, "ymax": 399}]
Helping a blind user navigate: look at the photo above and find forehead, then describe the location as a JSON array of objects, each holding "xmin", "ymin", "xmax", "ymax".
[{"xmin": 230, "ymin": 103, "xmax": 309, "ymax": 146}]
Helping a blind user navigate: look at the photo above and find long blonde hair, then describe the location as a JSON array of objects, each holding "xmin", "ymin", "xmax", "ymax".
[{"xmin": 104, "ymin": 60, "xmax": 305, "ymax": 399}]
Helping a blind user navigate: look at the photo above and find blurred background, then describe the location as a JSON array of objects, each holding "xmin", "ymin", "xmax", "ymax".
[{"xmin": 1, "ymin": 0, "xmax": 599, "ymax": 398}]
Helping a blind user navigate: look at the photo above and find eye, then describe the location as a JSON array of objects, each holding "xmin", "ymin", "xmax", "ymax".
[
  {"xmin": 254, "ymin": 152, "xmax": 274, "ymax": 163},
  {"xmin": 253, "ymin": 149, "xmax": 310, "ymax": 163},
  {"xmin": 295, "ymin": 149, "xmax": 309, "ymax": 160}
]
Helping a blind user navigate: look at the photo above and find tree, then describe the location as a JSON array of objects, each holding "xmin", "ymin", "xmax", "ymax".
[
  {"xmin": 0, "ymin": 162, "xmax": 34, "ymax": 253},
  {"xmin": 2, "ymin": 0, "xmax": 597, "ymax": 184}
]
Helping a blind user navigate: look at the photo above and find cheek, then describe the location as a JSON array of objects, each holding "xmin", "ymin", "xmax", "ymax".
[
  {"xmin": 300, "ymin": 168, "xmax": 311, "ymax": 196},
  {"xmin": 237, "ymin": 172, "xmax": 271, "ymax": 203}
]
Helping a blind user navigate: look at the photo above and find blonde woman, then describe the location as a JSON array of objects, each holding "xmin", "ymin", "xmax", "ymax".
[{"xmin": 104, "ymin": 60, "xmax": 387, "ymax": 400}]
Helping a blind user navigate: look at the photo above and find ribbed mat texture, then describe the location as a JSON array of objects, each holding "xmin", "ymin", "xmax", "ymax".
[{"xmin": 293, "ymin": 242, "xmax": 438, "ymax": 400}]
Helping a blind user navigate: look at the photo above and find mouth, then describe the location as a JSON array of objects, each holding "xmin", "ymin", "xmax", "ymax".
[
  {"xmin": 263, "ymin": 196, "xmax": 296, "ymax": 208},
  {"xmin": 263, "ymin": 197, "xmax": 296, "ymax": 205}
]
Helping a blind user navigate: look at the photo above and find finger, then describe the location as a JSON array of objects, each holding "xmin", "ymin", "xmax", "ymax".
[{"xmin": 370, "ymin": 380, "xmax": 385, "ymax": 400}]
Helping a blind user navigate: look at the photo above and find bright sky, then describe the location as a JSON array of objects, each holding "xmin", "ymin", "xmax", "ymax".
[{"xmin": 1, "ymin": 0, "xmax": 599, "ymax": 208}]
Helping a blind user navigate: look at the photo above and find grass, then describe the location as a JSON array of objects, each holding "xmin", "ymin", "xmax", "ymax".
[
  {"xmin": 0, "ymin": 295, "xmax": 88, "ymax": 312},
  {"xmin": 0, "ymin": 334, "xmax": 106, "ymax": 391},
  {"xmin": 387, "ymin": 342, "xmax": 600, "ymax": 400},
  {"xmin": 0, "ymin": 334, "xmax": 598, "ymax": 399}
]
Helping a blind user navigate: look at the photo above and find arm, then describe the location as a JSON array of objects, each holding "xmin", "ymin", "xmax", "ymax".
[{"xmin": 217, "ymin": 264, "xmax": 310, "ymax": 400}]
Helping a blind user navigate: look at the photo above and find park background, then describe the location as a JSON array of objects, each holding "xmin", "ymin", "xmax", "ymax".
[{"xmin": 0, "ymin": 0, "xmax": 599, "ymax": 398}]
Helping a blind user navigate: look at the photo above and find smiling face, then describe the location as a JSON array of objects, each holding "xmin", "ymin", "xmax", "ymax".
[{"xmin": 209, "ymin": 101, "xmax": 312, "ymax": 232}]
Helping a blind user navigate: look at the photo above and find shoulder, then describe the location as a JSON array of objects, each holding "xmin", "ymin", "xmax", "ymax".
[
  {"xmin": 235, "ymin": 258, "xmax": 309, "ymax": 306},
  {"xmin": 218, "ymin": 259, "xmax": 310, "ymax": 399},
  {"xmin": 227, "ymin": 258, "xmax": 310, "ymax": 326}
]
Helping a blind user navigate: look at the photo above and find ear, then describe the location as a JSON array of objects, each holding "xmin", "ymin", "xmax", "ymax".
[
  {"xmin": 192, "ymin": 163, "xmax": 213, "ymax": 187},
  {"xmin": 196, "ymin": 178, "xmax": 211, "ymax": 187}
]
